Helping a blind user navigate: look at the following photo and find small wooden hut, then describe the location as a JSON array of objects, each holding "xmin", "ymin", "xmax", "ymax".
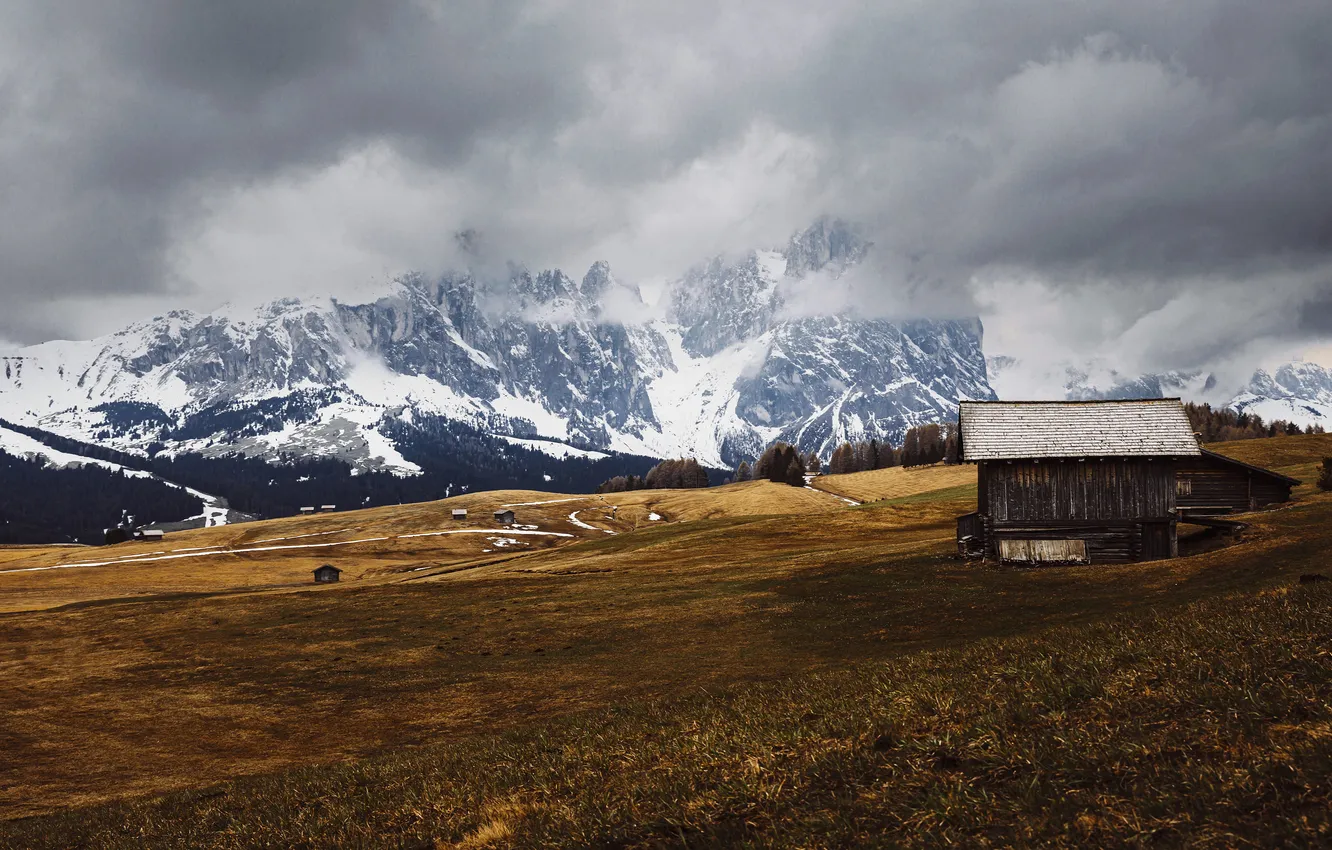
[
  {"xmin": 451, "ymin": 508, "xmax": 468, "ymax": 520},
  {"xmin": 1174, "ymin": 449, "xmax": 1298, "ymax": 516},
  {"xmin": 313, "ymin": 565, "xmax": 342, "ymax": 583},
  {"xmin": 493, "ymin": 509, "xmax": 516, "ymax": 525},
  {"xmin": 957, "ymin": 399, "xmax": 1202, "ymax": 564}
]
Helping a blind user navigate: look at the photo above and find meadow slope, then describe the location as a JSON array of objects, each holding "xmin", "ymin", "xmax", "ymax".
[{"xmin": 1, "ymin": 434, "xmax": 1330, "ymax": 847}]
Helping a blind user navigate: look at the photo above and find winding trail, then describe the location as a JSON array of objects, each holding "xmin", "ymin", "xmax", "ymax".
[{"xmin": 0, "ymin": 527, "xmax": 575, "ymax": 575}]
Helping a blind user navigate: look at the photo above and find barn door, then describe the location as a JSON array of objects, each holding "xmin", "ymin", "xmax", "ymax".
[{"xmin": 1138, "ymin": 521, "xmax": 1173, "ymax": 561}]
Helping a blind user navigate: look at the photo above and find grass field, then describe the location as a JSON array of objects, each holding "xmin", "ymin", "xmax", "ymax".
[
  {"xmin": 1, "ymin": 434, "xmax": 1330, "ymax": 846},
  {"xmin": 811, "ymin": 462, "xmax": 976, "ymax": 504}
]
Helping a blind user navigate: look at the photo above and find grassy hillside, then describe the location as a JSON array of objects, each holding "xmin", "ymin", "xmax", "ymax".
[
  {"xmin": 1, "ymin": 434, "xmax": 1330, "ymax": 846},
  {"xmin": 811, "ymin": 462, "xmax": 975, "ymax": 504},
  {"xmin": 8, "ymin": 584, "xmax": 1327, "ymax": 848},
  {"xmin": 1206, "ymin": 432, "xmax": 1332, "ymax": 488}
]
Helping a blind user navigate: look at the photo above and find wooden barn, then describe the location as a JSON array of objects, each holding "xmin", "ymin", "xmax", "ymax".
[
  {"xmin": 956, "ymin": 399, "xmax": 1203, "ymax": 564},
  {"xmin": 313, "ymin": 565, "xmax": 341, "ymax": 583},
  {"xmin": 1175, "ymin": 449, "xmax": 1298, "ymax": 516},
  {"xmin": 493, "ymin": 509, "xmax": 516, "ymax": 525}
]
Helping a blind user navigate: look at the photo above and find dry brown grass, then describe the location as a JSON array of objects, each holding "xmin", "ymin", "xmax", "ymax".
[
  {"xmin": 0, "ymin": 481, "xmax": 847, "ymax": 614},
  {"xmin": 1, "ymin": 435, "xmax": 1330, "ymax": 839},
  {"xmin": 811, "ymin": 463, "xmax": 975, "ymax": 503},
  {"xmin": 1205, "ymin": 432, "xmax": 1332, "ymax": 496}
]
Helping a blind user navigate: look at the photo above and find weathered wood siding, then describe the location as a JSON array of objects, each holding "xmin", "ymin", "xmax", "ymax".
[
  {"xmin": 986, "ymin": 520, "xmax": 1171, "ymax": 563},
  {"xmin": 1176, "ymin": 454, "xmax": 1294, "ymax": 514},
  {"xmin": 956, "ymin": 511, "xmax": 983, "ymax": 558},
  {"xmin": 967, "ymin": 459, "xmax": 1178, "ymax": 563},
  {"xmin": 998, "ymin": 538, "xmax": 1089, "ymax": 565},
  {"xmin": 981, "ymin": 459, "xmax": 1176, "ymax": 523}
]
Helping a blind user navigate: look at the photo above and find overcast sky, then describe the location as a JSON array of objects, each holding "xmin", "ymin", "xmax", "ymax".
[{"xmin": 1, "ymin": 0, "xmax": 1330, "ymax": 396}]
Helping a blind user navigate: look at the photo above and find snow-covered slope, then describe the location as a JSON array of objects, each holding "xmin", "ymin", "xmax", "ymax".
[
  {"xmin": 0, "ymin": 219, "xmax": 995, "ymax": 472},
  {"xmin": 0, "ymin": 422, "xmax": 134, "ymax": 472},
  {"xmin": 986, "ymin": 356, "xmax": 1209, "ymax": 402},
  {"xmin": 1231, "ymin": 362, "xmax": 1332, "ymax": 428},
  {"xmin": 0, "ymin": 421, "xmax": 238, "ymax": 528},
  {"xmin": 987, "ymin": 354, "xmax": 1332, "ymax": 431}
]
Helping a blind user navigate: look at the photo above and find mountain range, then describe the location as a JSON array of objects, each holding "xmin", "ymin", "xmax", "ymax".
[
  {"xmin": 0, "ymin": 219, "xmax": 993, "ymax": 484},
  {"xmin": 2, "ymin": 217, "xmax": 1328, "ymax": 519},
  {"xmin": 987, "ymin": 356, "xmax": 1332, "ymax": 429}
]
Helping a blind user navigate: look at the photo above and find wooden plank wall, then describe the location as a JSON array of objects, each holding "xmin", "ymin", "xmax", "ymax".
[
  {"xmin": 998, "ymin": 538, "xmax": 1089, "ymax": 564},
  {"xmin": 981, "ymin": 459, "xmax": 1176, "ymax": 523},
  {"xmin": 1176, "ymin": 456, "xmax": 1293, "ymax": 513},
  {"xmin": 988, "ymin": 521, "xmax": 1143, "ymax": 563}
]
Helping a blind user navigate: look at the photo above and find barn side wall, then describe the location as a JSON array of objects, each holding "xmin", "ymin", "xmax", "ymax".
[
  {"xmin": 981, "ymin": 459, "xmax": 1176, "ymax": 523},
  {"xmin": 976, "ymin": 459, "xmax": 1177, "ymax": 563},
  {"xmin": 984, "ymin": 519, "xmax": 1174, "ymax": 563},
  {"xmin": 1176, "ymin": 456, "xmax": 1293, "ymax": 513}
]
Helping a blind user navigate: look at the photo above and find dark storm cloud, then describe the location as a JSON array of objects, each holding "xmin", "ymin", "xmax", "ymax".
[
  {"xmin": 0, "ymin": 0, "xmax": 1330, "ymax": 371},
  {"xmin": 0, "ymin": 0, "xmax": 609, "ymax": 340}
]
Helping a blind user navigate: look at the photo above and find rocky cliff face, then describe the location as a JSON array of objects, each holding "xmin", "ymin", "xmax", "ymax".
[
  {"xmin": 1230, "ymin": 362, "xmax": 1332, "ymax": 428},
  {"xmin": 0, "ymin": 219, "xmax": 996, "ymax": 473}
]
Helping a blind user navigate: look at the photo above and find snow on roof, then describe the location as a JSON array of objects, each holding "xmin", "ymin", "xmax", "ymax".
[{"xmin": 959, "ymin": 399, "xmax": 1202, "ymax": 461}]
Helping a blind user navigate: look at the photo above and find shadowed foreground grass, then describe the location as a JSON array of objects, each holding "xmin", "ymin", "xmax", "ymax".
[{"xmin": 7, "ymin": 583, "xmax": 1328, "ymax": 849}]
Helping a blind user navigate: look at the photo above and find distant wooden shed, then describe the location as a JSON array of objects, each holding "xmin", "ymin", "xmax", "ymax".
[
  {"xmin": 319, "ymin": 504, "xmax": 337, "ymax": 512},
  {"xmin": 1175, "ymin": 449, "xmax": 1298, "ymax": 516},
  {"xmin": 957, "ymin": 399, "xmax": 1202, "ymax": 564},
  {"xmin": 313, "ymin": 564, "xmax": 342, "ymax": 583},
  {"xmin": 451, "ymin": 508, "xmax": 468, "ymax": 520},
  {"xmin": 493, "ymin": 509, "xmax": 515, "ymax": 525}
]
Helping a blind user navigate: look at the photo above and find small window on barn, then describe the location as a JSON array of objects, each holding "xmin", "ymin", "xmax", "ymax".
[{"xmin": 1176, "ymin": 479, "xmax": 1192, "ymax": 496}]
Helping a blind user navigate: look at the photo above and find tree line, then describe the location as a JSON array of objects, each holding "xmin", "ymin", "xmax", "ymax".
[
  {"xmin": 731, "ymin": 443, "xmax": 810, "ymax": 487},
  {"xmin": 824, "ymin": 423, "xmax": 960, "ymax": 475},
  {"xmin": 597, "ymin": 457, "xmax": 711, "ymax": 492},
  {"xmin": 1184, "ymin": 403, "xmax": 1325, "ymax": 443},
  {"xmin": 0, "ymin": 453, "xmax": 203, "ymax": 545}
]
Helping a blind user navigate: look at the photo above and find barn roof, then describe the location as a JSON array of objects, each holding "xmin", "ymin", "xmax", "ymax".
[{"xmin": 959, "ymin": 399, "xmax": 1202, "ymax": 461}]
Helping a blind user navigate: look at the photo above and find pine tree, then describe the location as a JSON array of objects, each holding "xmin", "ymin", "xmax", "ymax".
[
  {"xmin": 943, "ymin": 422, "xmax": 960, "ymax": 465},
  {"xmin": 1318, "ymin": 458, "xmax": 1332, "ymax": 492},
  {"xmin": 828, "ymin": 443, "xmax": 851, "ymax": 475},
  {"xmin": 735, "ymin": 460, "xmax": 752, "ymax": 482},
  {"xmin": 769, "ymin": 444, "xmax": 793, "ymax": 483},
  {"xmin": 901, "ymin": 428, "xmax": 921, "ymax": 467},
  {"xmin": 784, "ymin": 451, "xmax": 807, "ymax": 487}
]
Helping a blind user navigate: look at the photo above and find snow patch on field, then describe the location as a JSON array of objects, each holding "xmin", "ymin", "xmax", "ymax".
[
  {"xmin": 567, "ymin": 510, "xmax": 600, "ymax": 531},
  {"xmin": 397, "ymin": 528, "xmax": 575, "ymax": 540},
  {"xmin": 501, "ymin": 497, "xmax": 583, "ymax": 508},
  {"xmin": 807, "ymin": 485, "xmax": 860, "ymax": 506},
  {"xmin": 0, "ymin": 525, "xmax": 581, "ymax": 574}
]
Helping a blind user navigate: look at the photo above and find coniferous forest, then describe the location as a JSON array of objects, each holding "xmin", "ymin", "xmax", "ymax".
[
  {"xmin": 0, "ymin": 453, "xmax": 203, "ymax": 544},
  {"xmin": 0, "ymin": 416, "xmax": 680, "ymax": 543}
]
